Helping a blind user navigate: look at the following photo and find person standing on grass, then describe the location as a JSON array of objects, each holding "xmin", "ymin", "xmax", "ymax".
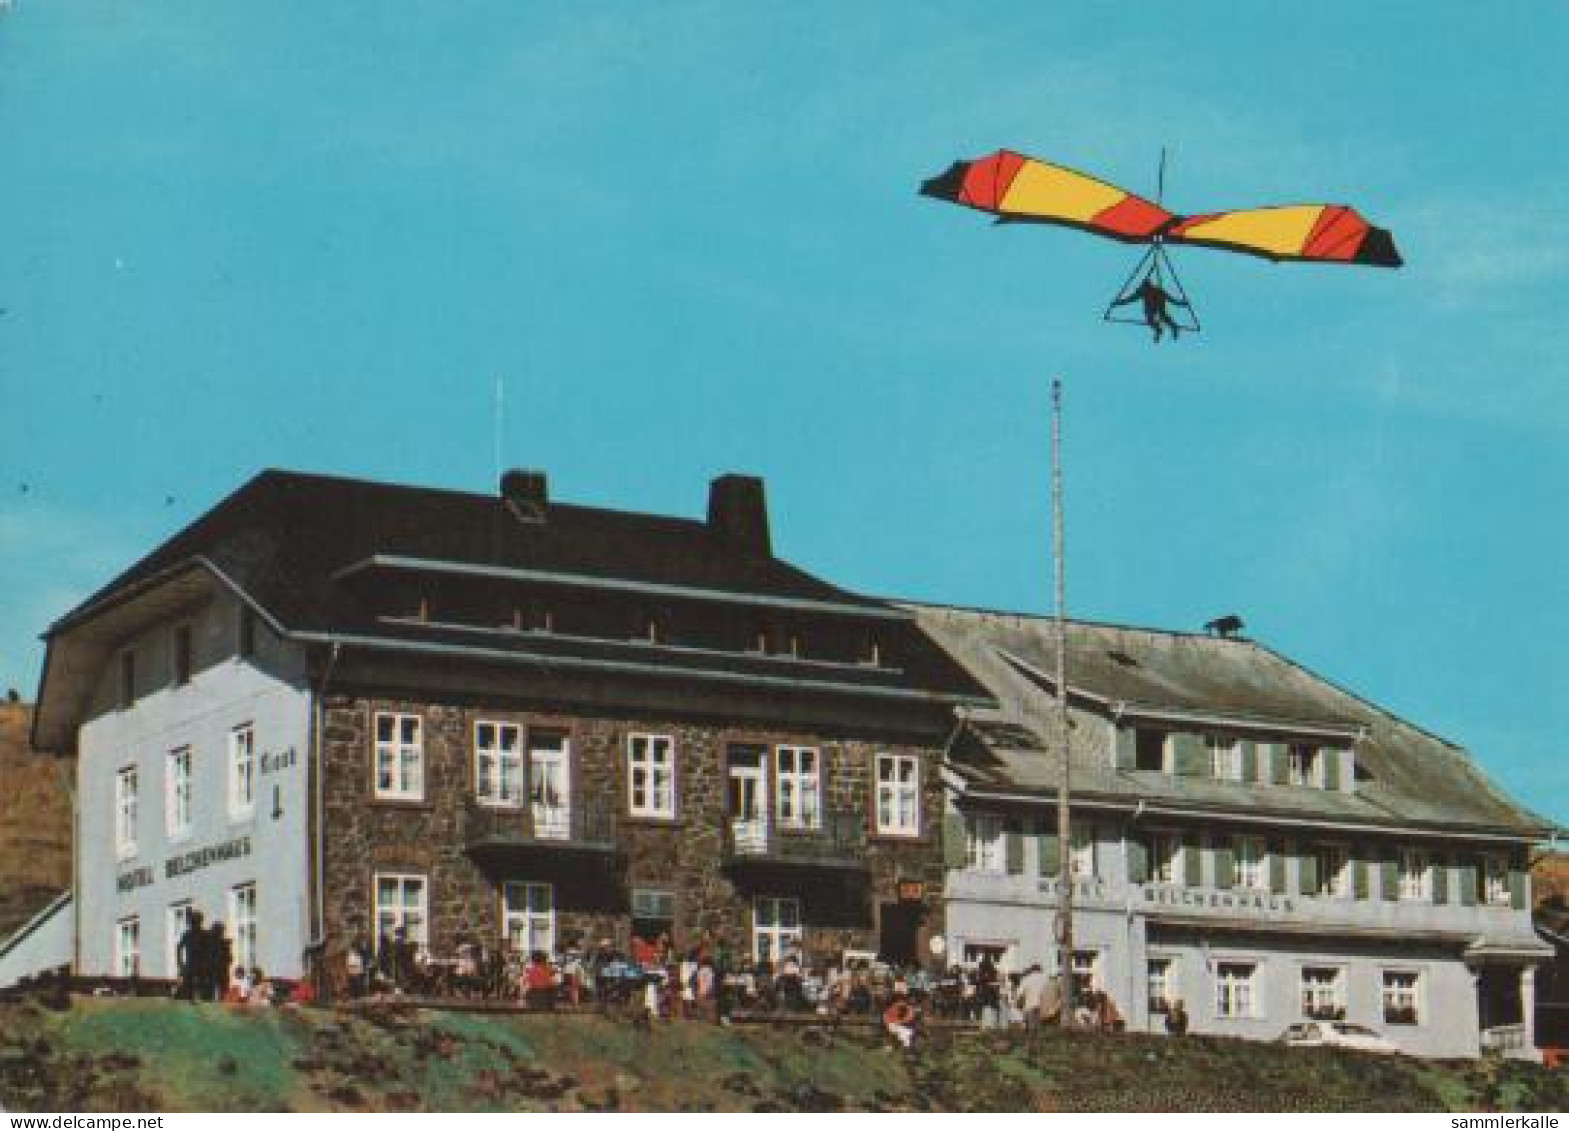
[{"xmin": 176, "ymin": 910, "xmax": 205, "ymax": 1002}]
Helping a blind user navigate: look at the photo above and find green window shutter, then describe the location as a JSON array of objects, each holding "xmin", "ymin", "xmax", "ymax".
[
  {"xmin": 1510, "ymin": 867, "xmax": 1528, "ymax": 910},
  {"xmin": 1299, "ymin": 850, "xmax": 1319, "ymax": 896},
  {"xmin": 1381, "ymin": 857, "xmax": 1400, "ymax": 902},
  {"xmin": 1431, "ymin": 854, "xmax": 1448, "ymax": 905},
  {"xmin": 1214, "ymin": 842, "xmax": 1236, "ymax": 890},
  {"xmin": 1183, "ymin": 835, "xmax": 1203, "ymax": 887},
  {"xmin": 1353, "ymin": 859, "xmax": 1370, "ymax": 900},
  {"xmin": 943, "ymin": 813, "xmax": 968, "ymax": 869},
  {"xmin": 1127, "ymin": 836, "xmax": 1149, "ymax": 884},
  {"xmin": 1458, "ymin": 861, "xmax": 1478, "ymax": 907},
  {"xmin": 1038, "ymin": 832, "xmax": 1061, "ymax": 877},
  {"xmin": 1269, "ymin": 840, "xmax": 1287, "ymax": 894},
  {"xmin": 1270, "ymin": 743, "xmax": 1290, "ymax": 786},
  {"xmin": 1173, "ymin": 733, "xmax": 1208, "ymax": 777},
  {"xmin": 1241, "ymin": 740, "xmax": 1259, "ymax": 783},
  {"xmin": 1321, "ymin": 748, "xmax": 1342, "ymax": 791},
  {"xmin": 1114, "ymin": 726, "xmax": 1136, "ymax": 770},
  {"xmin": 1005, "ymin": 829, "xmax": 1025, "ymax": 875}
]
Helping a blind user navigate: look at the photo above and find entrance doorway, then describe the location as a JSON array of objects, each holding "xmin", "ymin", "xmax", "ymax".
[
  {"xmin": 879, "ymin": 902, "xmax": 922, "ymax": 966},
  {"xmin": 728, "ymin": 746, "xmax": 768, "ymax": 853}
]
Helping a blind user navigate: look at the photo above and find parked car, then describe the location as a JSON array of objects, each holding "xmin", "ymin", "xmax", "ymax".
[{"xmin": 1279, "ymin": 1020, "xmax": 1399, "ymax": 1054}]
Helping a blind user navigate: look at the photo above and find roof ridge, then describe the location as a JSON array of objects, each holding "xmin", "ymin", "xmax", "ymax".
[{"xmin": 890, "ymin": 596, "xmax": 1248, "ymax": 644}]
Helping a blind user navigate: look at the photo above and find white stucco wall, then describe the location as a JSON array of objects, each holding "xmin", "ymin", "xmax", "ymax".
[{"xmin": 76, "ymin": 592, "xmax": 312, "ymax": 981}]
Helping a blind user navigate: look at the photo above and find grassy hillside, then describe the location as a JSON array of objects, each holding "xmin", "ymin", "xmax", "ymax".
[
  {"xmin": 0, "ymin": 703, "xmax": 72, "ymax": 939},
  {"xmin": 0, "ymin": 998, "xmax": 1565, "ymax": 1113}
]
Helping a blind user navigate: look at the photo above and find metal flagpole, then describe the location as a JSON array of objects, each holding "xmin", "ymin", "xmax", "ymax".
[{"xmin": 1052, "ymin": 377, "xmax": 1075, "ymax": 1028}]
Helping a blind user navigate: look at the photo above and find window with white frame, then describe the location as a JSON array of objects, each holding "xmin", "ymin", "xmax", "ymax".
[
  {"xmin": 1236, "ymin": 835, "xmax": 1268, "ymax": 890},
  {"xmin": 1315, "ymin": 844, "xmax": 1351, "ymax": 898},
  {"xmin": 965, "ymin": 812, "xmax": 1005, "ymax": 873},
  {"xmin": 1398, "ymin": 847, "xmax": 1431, "ymax": 901},
  {"xmin": 1069, "ymin": 822, "xmax": 1096, "ymax": 878},
  {"xmin": 474, "ymin": 721, "xmax": 523, "ymax": 806},
  {"xmin": 503, "ymin": 882, "xmax": 555, "ymax": 957},
  {"xmin": 228, "ymin": 724, "xmax": 255, "ymax": 817},
  {"xmin": 528, "ymin": 731, "xmax": 571, "ymax": 838},
  {"xmin": 1287, "ymin": 745, "xmax": 1318, "ymax": 787},
  {"xmin": 775, "ymin": 745, "xmax": 820, "ymax": 829},
  {"xmin": 166, "ymin": 747, "xmax": 193, "ymax": 838},
  {"xmin": 115, "ymin": 766, "xmax": 139, "ymax": 859},
  {"xmin": 1382, "ymin": 970, "xmax": 1421, "ymax": 1024},
  {"xmin": 1300, "ymin": 966, "xmax": 1346, "ymax": 1020},
  {"xmin": 1483, "ymin": 853, "xmax": 1511, "ymax": 906},
  {"xmin": 374, "ymin": 873, "xmax": 428, "ymax": 950},
  {"xmin": 875, "ymin": 753, "xmax": 920, "ymax": 836},
  {"xmin": 229, "ymin": 882, "xmax": 257, "ymax": 975},
  {"xmin": 115, "ymin": 917, "xmax": 140, "ymax": 978},
  {"xmin": 753, "ymin": 895, "xmax": 801, "ymax": 962},
  {"xmin": 1151, "ymin": 832, "xmax": 1183, "ymax": 884},
  {"xmin": 374, "ymin": 713, "xmax": 424, "ymax": 800},
  {"xmin": 166, "ymin": 901, "xmax": 193, "ymax": 979},
  {"xmin": 1070, "ymin": 949, "xmax": 1100, "ymax": 997},
  {"xmin": 628, "ymin": 734, "xmax": 677, "ymax": 819},
  {"xmin": 1207, "ymin": 735, "xmax": 1242, "ymax": 781},
  {"xmin": 1215, "ymin": 962, "xmax": 1258, "ymax": 1019},
  {"xmin": 1147, "ymin": 957, "xmax": 1175, "ymax": 1014}
]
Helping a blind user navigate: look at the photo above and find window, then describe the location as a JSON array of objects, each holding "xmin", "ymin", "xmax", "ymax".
[
  {"xmin": 1135, "ymin": 728, "xmax": 1167, "ymax": 772},
  {"xmin": 1215, "ymin": 962, "xmax": 1258, "ymax": 1020},
  {"xmin": 1070, "ymin": 950, "xmax": 1100, "ymax": 997},
  {"xmin": 1207, "ymin": 735, "xmax": 1242, "ymax": 781},
  {"xmin": 1398, "ymin": 848, "xmax": 1431, "ymax": 901},
  {"xmin": 631, "ymin": 888, "xmax": 675, "ymax": 946},
  {"xmin": 115, "ymin": 766, "xmax": 138, "ymax": 859},
  {"xmin": 1150, "ymin": 832, "xmax": 1183, "ymax": 884},
  {"xmin": 1382, "ymin": 970, "xmax": 1420, "ymax": 1024},
  {"xmin": 474, "ymin": 721, "xmax": 523, "ymax": 806},
  {"xmin": 118, "ymin": 650, "xmax": 136, "ymax": 708},
  {"xmin": 875, "ymin": 753, "xmax": 920, "ymax": 836},
  {"xmin": 1069, "ymin": 822, "xmax": 1096, "ymax": 879},
  {"xmin": 528, "ymin": 731, "xmax": 571, "ymax": 839},
  {"xmin": 374, "ymin": 873, "xmax": 428, "ymax": 951},
  {"xmin": 753, "ymin": 896, "xmax": 801, "ymax": 962},
  {"xmin": 964, "ymin": 813, "xmax": 1005, "ymax": 873},
  {"xmin": 1236, "ymin": 836, "xmax": 1267, "ymax": 890},
  {"xmin": 775, "ymin": 745, "xmax": 820, "ymax": 830},
  {"xmin": 628, "ymin": 734, "xmax": 677, "ymax": 819},
  {"xmin": 173, "ymin": 625, "xmax": 193, "ymax": 686},
  {"xmin": 1483, "ymin": 853, "xmax": 1511, "ymax": 906},
  {"xmin": 1287, "ymin": 745, "xmax": 1318, "ymax": 787},
  {"xmin": 166, "ymin": 748, "xmax": 192, "ymax": 838},
  {"xmin": 228, "ymin": 724, "xmax": 256, "ymax": 817},
  {"xmin": 166, "ymin": 902, "xmax": 193, "ymax": 978},
  {"xmin": 1147, "ymin": 958, "xmax": 1174, "ymax": 1014},
  {"xmin": 115, "ymin": 917, "xmax": 140, "ymax": 978},
  {"xmin": 229, "ymin": 883, "xmax": 257, "ymax": 975},
  {"xmin": 239, "ymin": 606, "xmax": 258, "ymax": 658},
  {"xmin": 962, "ymin": 942, "xmax": 1012, "ymax": 971},
  {"xmin": 374, "ymin": 713, "xmax": 424, "ymax": 800},
  {"xmin": 1314, "ymin": 844, "xmax": 1350, "ymax": 898},
  {"xmin": 1300, "ymin": 966, "xmax": 1346, "ymax": 1020},
  {"xmin": 503, "ymin": 882, "xmax": 555, "ymax": 957}
]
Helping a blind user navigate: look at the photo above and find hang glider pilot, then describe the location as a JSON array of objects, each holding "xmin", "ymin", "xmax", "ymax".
[{"xmin": 1111, "ymin": 271, "xmax": 1189, "ymax": 343}]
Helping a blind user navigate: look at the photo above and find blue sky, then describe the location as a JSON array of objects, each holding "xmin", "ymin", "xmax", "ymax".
[{"xmin": 0, "ymin": 2, "xmax": 1564, "ymax": 825}]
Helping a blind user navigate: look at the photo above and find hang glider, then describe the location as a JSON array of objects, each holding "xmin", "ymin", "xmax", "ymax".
[{"xmin": 920, "ymin": 149, "xmax": 1402, "ymax": 267}]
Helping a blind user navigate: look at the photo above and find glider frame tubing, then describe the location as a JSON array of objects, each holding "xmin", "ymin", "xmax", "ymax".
[{"xmin": 1102, "ymin": 239, "xmax": 1202, "ymax": 335}]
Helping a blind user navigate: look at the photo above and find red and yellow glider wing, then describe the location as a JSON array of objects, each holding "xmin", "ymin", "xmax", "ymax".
[
  {"xmin": 920, "ymin": 149, "xmax": 1174, "ymax": 244},
  {"xmin": 921, "ymin": 149, "xmax": 1402, "ymax": 267},
  {"xmin": 1165, "ymin": 204, "xmax": 1400, "ymax": 266}
]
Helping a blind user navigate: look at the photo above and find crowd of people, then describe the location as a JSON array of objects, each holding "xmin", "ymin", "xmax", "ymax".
[{"xmin": 171, "ymin": 910, "xmax": 314, "ymax": 1008}]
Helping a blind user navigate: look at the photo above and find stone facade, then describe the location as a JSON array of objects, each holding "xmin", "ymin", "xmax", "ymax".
[{"xmin": 320, "ymin": 689, "xmax": 948, "ymax": 969}]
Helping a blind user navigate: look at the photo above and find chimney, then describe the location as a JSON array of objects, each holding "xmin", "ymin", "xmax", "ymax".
[
  {"xmin": 500, "ymin": 468, "xmax": 548, "ymax": 523},
  {"xmin": 707, "ymin": 474, "xmax": 771, "ymax": 557}
]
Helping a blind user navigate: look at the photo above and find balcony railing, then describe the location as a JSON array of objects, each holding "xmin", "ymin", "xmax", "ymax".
[
  {"xmin": 1481, "ymin": 1023, "xmax": 1527, "ymax": 1054},
  {"xmin": 462, "ymin": 797, "xmax": 618, "ymax": 854},
  {"xmin": 722, "ymin": 807, "xmax": 867, "ymax": 871}
]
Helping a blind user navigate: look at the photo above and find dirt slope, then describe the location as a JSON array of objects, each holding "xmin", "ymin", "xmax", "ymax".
[{"xmin": 0, "ymin": 703, "xmax": 73, "ymax": 939}]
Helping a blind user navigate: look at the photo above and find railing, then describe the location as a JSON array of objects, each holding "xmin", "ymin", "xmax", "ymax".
[
  {"xmin": 723, "ymin": 807, "xmax": 866, "ymax": 869},
  {"xmin": 1481, "ymin": 1023, "xmax": 1527, "ymax": 1053},
  {"xmin": 462, "ymin": 798, "xmax": 617, "ymax": 851}
]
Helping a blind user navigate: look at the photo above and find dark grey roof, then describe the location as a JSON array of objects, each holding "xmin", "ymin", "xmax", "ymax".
[{"xmin": 909, "ymin": 603, "xmax": 1553, "ymax": 838}]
